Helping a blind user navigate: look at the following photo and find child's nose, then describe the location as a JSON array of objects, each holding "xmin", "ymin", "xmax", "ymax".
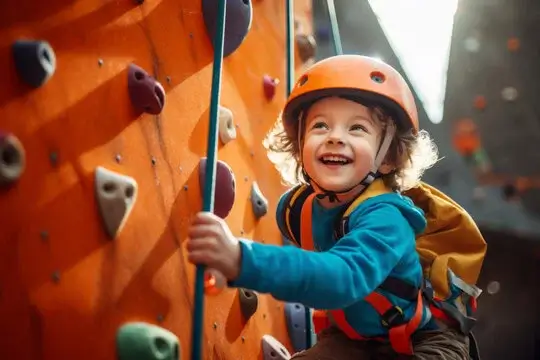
[{"xmin": 326, "ymin": 130, "xmax": 345, "ymax": 145}]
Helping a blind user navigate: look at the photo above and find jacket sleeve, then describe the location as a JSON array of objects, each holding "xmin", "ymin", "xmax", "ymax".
[{"xmin": 229, "ymin": 202, "xmax": 416, "ymax": 309}]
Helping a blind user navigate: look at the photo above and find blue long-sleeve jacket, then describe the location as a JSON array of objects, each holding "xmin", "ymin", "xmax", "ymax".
[{"xmin": 229, "ymin": 191, "xmax": 432, "ymax": 336}]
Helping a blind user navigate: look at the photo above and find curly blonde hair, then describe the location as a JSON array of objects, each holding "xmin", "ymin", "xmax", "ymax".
[{"xmin": 263, "ymin": 104, "xmax": 439, "ymax": 192}]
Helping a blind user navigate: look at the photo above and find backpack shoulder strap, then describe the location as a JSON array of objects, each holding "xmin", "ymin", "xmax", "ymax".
[
  {"xmin": 335, "ymin": 179, "xmax": 393, "ymax": 238},
  {"xmin": 278, "ymin": 184, "xmax": 314, "ymax": 247}
]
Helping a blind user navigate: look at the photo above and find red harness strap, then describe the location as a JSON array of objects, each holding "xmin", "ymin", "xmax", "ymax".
[
  {"xmin": 328, "ymin": 290, "xmax": 424, "ymax": 355},
  {"xmin": 299, "ymin": 193, "xmax": 424, "ymax": 355}
]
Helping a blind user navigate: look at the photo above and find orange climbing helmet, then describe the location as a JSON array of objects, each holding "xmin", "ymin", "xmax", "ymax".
[{"xmin": 282, "ymin": 55, "xmax": 419, "ymax": 138}]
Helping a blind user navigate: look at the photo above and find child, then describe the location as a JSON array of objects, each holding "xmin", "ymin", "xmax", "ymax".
[{"xmin": 187, "ymin": 55, "xmax": 473, "ymax": 359}]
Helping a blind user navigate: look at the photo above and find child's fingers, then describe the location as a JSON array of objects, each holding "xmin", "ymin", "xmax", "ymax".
[
  {"xmin": 187, "ymin": 250, "xmax": 212, "ymax": 265},
  {"xmin": 191, "ymin": 211, "xmax": 221, "ymax": 225},
  {"xmin": 188, "ymin": 224, "xmax": 221, "ymax": 239},
  {"xmin": 186, "ymin": 237, "xmax": 218, "ymax": 252}
]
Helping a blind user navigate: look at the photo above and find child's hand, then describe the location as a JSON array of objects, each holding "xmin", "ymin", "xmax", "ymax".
[{"xmin": 187, "ymin": 211, "xmax": 241, "ymax": 281}]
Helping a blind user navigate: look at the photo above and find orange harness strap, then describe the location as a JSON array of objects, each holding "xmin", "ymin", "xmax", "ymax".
[{"xmin": 299, "ymin": 193, "xmax": 424, "ymax": 355}]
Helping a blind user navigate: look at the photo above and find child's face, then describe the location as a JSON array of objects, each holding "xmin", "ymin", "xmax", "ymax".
[{"xmin": 302, "ymin": 97, "xmax": 384, "ymax": 192}]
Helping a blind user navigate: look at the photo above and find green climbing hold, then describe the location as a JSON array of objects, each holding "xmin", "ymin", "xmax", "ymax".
[{"xmin": 116, "ymin": 322, "xmax": 180, "ymax": 360}]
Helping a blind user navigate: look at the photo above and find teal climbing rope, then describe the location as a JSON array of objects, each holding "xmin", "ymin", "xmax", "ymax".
[
  {"xmin": 286, "ymin": 0, "xmax": 294, "ymax": 96},
  {"xmin": 191, "ymin": 0, "xmax": 227, "ymax": 359},
  {"xmin": 285, "ymin": 0, "xmax": 313, "ymax": 350},
  {"xmin": 326, "ymin": 0, "xmax": 343, "ymax": 55}
]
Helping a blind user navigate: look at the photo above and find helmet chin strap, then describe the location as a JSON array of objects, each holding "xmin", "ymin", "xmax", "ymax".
[{"xmin": 304, "ymin": 122, "xmax": 397, "ymax": 203}]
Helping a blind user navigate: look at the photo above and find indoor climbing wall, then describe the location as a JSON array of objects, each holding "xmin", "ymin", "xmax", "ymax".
[
  {"xmin": 0, "ymin": 0, "xmax": 317, "ymax": 359},
  {"xmin": 312, "ymin": 0, "xmax": 540, "ymax": 239},
  {"xmin": 441, "ymin": 0, "xmax": 540, "ymax": 237}
]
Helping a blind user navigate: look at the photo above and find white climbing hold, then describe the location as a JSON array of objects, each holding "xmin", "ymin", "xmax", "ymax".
[
  {"xmin": 261, "ymin": 334, "xmax": 291, "ymax": 360},
  {"xmin": 464, "ymin": 37, "xmax": 480, "ymax": 53},
  {"xmin": 218, "ymin": 105, "xmax": 236, "ymax": 144},
  {"xmin": 487, "ymin": 281, "xmax": 501, "ymax": 295},
  {"xmin": 501, "ymin": 87, "xmax": 518, "ymax": 102},
  {"xmin": 95, "ymin": 166, "xmax": 138, "ymax": 239}
]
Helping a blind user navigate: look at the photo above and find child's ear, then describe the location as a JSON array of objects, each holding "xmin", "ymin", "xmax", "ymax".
[{"xmin": 378, "ymin": 162, "xmax": 395, "ymax": 175}]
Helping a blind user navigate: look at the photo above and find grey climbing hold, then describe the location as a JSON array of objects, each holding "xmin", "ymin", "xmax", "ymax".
[
  {"xmin": 116, "ymin": 322, "xmax": 180, "ymax": 360},
  {"xmin": 12, "ymin": 39, "xmax": 56, "ymax": 88},
  {"xmin": 261, "ymin": 334, "xmax": 291, "ymax": 360},
  {"xmin": 250, "ymin": 181, "xmax": 268, "ymax": 219},
  {"xmin": 285, "ymin": 302, "xmax": 307, "ymax": 352},
  {"xmin": 0, "ymin": 132, "xmax": 25, "ymax": 186},
  {"xmin": 198, "ymin": 158, "xmax": 236, "ymax": 219},
  {"xmin": 295, "ymin": 34, "xmax": 317, "ymax": 63},
  {"xmin": 202, "ymin": 0, "xmax": 253, "ymax": 57},
  {"xmin": 218, "ymin": 105, "xmax": 236, "ymax": 144},
  {"xmin": 127, "ymin": 63, "xmax": 166, "ymax": 115},
  {"xmin": 95, "ymin": 166, "xmax": 138, "ymax": 239},
  {"xmin": 239, "ymin": 288, "xmax": 258, "ymax": 320}
]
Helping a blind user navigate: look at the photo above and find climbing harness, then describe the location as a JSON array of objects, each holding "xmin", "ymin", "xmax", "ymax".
[{"xmin": 278, "ymin": 179, "xmax": 486, "ymax": 356}]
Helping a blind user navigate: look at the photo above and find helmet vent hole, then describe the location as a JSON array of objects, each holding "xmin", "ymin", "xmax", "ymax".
[
  {"xmin": 297, "ymin": 74, "xmax": 308, "ymax": 86},
  {"xmin": 370, "ymin": 71, "xmax": 386, "ymax": 84}
]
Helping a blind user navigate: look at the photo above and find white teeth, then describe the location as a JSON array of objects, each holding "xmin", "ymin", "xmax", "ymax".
[{"xmin": 321, "ymin": 155, "xmax": 349, "ymax": 163}]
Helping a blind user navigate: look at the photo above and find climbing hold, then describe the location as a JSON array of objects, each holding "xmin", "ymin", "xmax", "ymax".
[
  {"xmin": 238, "ymin": 288, "xmax": 258, "ymax": 320},
  {"xmin": 202, "ymin": 0, "xmax": 253, "ymax": 57},
  {"xmin": 0, "ymin": 132, "xmax": 25, "ymax": 187},
  {"xmin": 487, "ymin": 281, "xmax": 501, "ymax": 295},
  {"xmin": 263, "ymin": 75, "xmax": 279, "ymax": 101},
  {"xmin": 116, "ymin": 322, "xmax": 180, "ymax": 360},
  {"xmin": 501, "ymin": 87, "xmax": 518, "ymax": 102},
  {"xmin": 464, "ymin": 37, "xmax": 480, "ymax": 53},
  {"xmin": 127, "ymin": 63, "xmax": 166, "ymax": 115},
  {"xmin": 501, "ymin": 183, "xmax": 518, "ymax": 201},
  {"xmin": 261, "ymin": 335, "xmax": 291, "ymax": 360},
  {"xmin": 472, "ymin": 186, "xmax": 486, "ymax": 201},
  {"xmin": 284, "ymin": 302, "xmax": 307, "ymax": 352},
  {"xmin": 473, "ymin": 95, "xmax": 486, "ymax": 110},
  {"xmin": 507, "ymin": 37, "xmax": 520, "ymax": 52},
  {"xmin": 316, "ymin": 26, "xmax": 331, "ymax": 41},
  {"xmin": 198, "ymin": 158, "xmax": 236, "ymax": 219},
  {"xmin": 452, "ymin": 118, "xmax": 481, "ymax": 157},
  {"xmin": 250, "ymin": 181, "xmax": 268, "ymax": 219},
  {"xmin": 295, "ymin": 34, "xmax": 317, "ymax": 63},
  {"xmin": 204, "ymin": 270, "xmax": 226, "ymax": 296},
  {"xmin": 218, "ymin": 105, "xmax": 236, "ymax": 144},
  {"xmin": 12, "ymin": 39, "xmax": 56, "ymax": 88},
  {"xmin": 94, "ymin": 167, "xmax": 138, "ymax": 239}
]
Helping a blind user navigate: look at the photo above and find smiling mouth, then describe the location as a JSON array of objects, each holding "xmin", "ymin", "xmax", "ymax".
[{"xmin": 319, "ymin": 154, "xmax": 353, "ymax": 165}]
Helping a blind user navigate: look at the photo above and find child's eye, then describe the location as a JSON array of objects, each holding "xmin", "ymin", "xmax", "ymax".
[
  {"xmin": 312, "ymin": 121, "xmax": 328, "ymax": 130},
  {"xmin": 350, "ymin": 124, "xmax": 368, "ymax": 132}
]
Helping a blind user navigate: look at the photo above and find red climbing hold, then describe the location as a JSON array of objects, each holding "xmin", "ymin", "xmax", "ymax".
[
  {"xmin": 198, "ymin": 158, "xmax": 236, "ymax": 219},
  {"xmin": 127, "ymin": 63, "xmax": 166, "ymax": 115},
  {"xmin": 473, "ymin": 95, "xmax": 486, "ymax": 111},
  {"xmin": 507, "ymin": 37, "xmax": 520, "ymax": 52},
  {"xmin": 263, "ymin": 75, "xmax": 279, "ymax": 101},
  {"xmin": 452, "ymin": 118, "xmax": 481, "ymax": 156}
]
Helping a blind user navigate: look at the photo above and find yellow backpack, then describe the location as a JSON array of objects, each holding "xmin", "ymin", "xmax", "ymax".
[{"xmin": 278, "ymin": 179, "xmax": 487, "ymax": 350}]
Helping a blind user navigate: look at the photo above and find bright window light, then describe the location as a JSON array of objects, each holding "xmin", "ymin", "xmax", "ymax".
[{"xmin": 367, "ymin": 0, "xmax": 458, "ymax": 124}]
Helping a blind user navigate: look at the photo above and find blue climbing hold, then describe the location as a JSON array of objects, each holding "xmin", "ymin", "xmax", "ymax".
[
  {"xmin": 285, "ymin": 302, "xmax": 307, "ymax": 352},
  {"xmin": 202, "ymin": 0, "xmax": 253, "ymax": 57}
]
